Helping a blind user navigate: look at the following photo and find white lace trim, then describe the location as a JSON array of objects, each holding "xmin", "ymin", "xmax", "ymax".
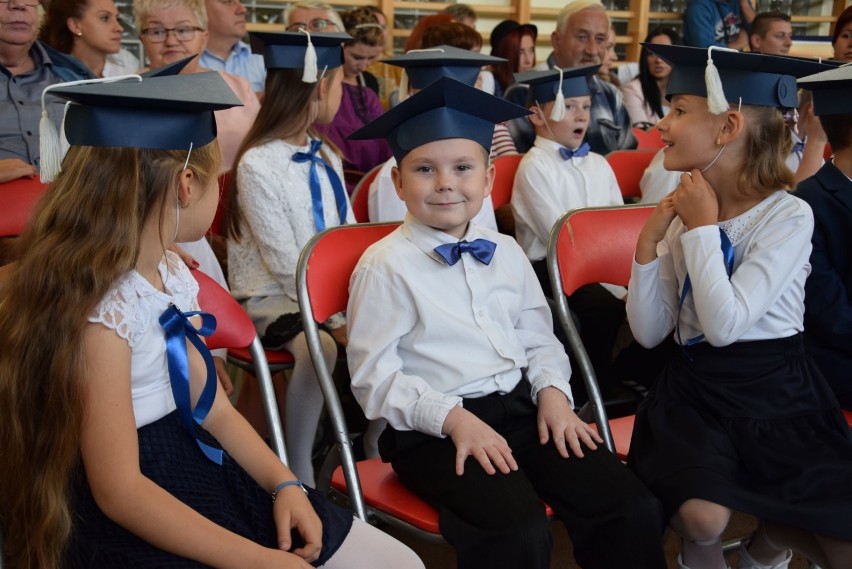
[
  {"xmin": 719, "ymin": 191, "xmax": 785, "ymax": 246},
  {"xmin": 89, "ymin": 252, "xmax": 198, "ymax": 348}
]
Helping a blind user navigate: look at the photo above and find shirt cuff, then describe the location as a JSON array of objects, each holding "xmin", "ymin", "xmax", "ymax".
[
  {"xmin": 413, "ymin": 391, "xmax": 463, "ymax": 438},
  {"xmin": 529, "ymin": 376, "xmax": 574, "ymax": 409}
]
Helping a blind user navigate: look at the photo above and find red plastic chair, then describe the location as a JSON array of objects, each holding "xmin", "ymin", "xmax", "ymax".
[
  {"xmin": 490, "ymin": 153, "xmax": 524, "ymax": 210},
  {"xmin": 296, "ymin": 222, "xmax": 554, "ymax": 539},
  {"xmin": 605, "ymin": 150, "xmax": 657, "ymax": 201},
  {"xmin": 207, "ymin": 172, "xmax": 229, "ymax": 238},
  {"xmin": 193, "ymin": 269, "xmax": 289, "ymax": 462},
  {"xmin": 631, "ymin": 127, "xmax": 665, "ymax": 151},
  {"xmin": 844, "ymin": 409, "xmax": 852, "ymax": 429},
  {"xmin": 0, "ymin": 175, "xmax": 48, "ymax": 237},
  {"xmin": 349, "ymin": 163, "xmax": 383, "ymax": 223},
  {"xmin": 546, "ymin": 205, "xmax": 655, "ymax": 460}
]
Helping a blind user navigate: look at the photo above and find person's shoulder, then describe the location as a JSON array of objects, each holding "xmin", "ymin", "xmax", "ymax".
[
  {"xmin": 218, "ymin": 71, "xmax": 255, "ymax": 100},
  {"xmin": 764, "ymin": 190, "xmax": 813, "ymax": 224},
  {"xmin": 39, "ymin": 41, "xmax": 94, "ymax": 80}
]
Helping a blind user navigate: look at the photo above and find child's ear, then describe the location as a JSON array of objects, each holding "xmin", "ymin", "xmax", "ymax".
[
  {"xmin": 719, "ymin": 109, "xmax": 745, "ymax": 145},
  {"xmin": 391, "ymin": 164, "xmax": 403, "ymax": 199},
  {"xmin": 316, "ymin": 75, "xmax": 330, "ymax": 100},
  {"xmin": 482, "ymin": 161, "xmax": 496, "ymax": 198},
  {"xmin": 528, "ymin": 105, "xmax": 545, "ymax": 127},
  {"xmin": 177, "ymin": 168, "xmax": 195, "ymax": 207}
]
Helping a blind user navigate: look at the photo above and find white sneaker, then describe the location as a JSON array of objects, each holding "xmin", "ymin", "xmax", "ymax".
[
  {"xmin": 737, "ymin": 546, "xmax": 792, "ymax": 569},
  {"xmin": 677, "ymin": 553, "xmax": 731, "ymax": 569}
]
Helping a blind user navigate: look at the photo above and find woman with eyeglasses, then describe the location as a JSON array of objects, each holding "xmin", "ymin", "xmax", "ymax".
[
  {"xmin": 39, "ymin": 0, "xmax": 139, "ymax": 78},
  {"xmin": 314, "ymin": 7, "xmax": 391, "ymax": 191}
]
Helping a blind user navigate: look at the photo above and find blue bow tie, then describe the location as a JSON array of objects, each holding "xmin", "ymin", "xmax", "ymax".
[
  {"xmin": 559, "ymin": 143, "xmax": 590, "ymax": 160},
  {"xmin": 792, "ymin": 141, "xmax": 805, "ymax": 156},
  {"xmin": 292, "ymin": 139, "xmax": 348, "ymax": 232},
  {"xmin": 434, "ymin": 239, "xmax": 497, "ymax": 266}
]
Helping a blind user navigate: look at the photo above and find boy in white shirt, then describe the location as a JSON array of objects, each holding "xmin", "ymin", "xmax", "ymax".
[{"xmin": 346, "ymin": 77, "xmax": 666, "ymax": 569}]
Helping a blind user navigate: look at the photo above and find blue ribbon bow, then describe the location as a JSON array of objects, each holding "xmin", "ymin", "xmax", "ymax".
[
  {"xmin": 434, "ymin": 239, "xmax": 497, "ymax": 266},
  {"xmin": 292, "ymin": 139, "xmax": 349, "ymax": 232},
  {"xmin": 792, "ymin": 141, "xmax": 805, "ymax": 158},
  {"xmin": 159, "ymin": 303, "xmax": 223, "ymax": 464},
  {"xmin": 559, "ymin": 143, "xmax": 590, "ymax": 160},
  {"xmin": 676, "ymin": 227, "xmax": 735, "ymax": 347}
]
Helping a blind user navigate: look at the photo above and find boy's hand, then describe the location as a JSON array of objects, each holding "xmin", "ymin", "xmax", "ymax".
[
  {"xmin": 442, "ymin": 406, "xmax": 518, "ymax": 476},
  {"xmin": 536, "ymin": 387, "xmax": 602, "ymax": 459}
]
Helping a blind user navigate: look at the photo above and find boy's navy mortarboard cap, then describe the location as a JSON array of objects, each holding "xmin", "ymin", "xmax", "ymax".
[
  {"xmin": 513, "ymin": 65, "xmax": 599, "ymax": 105},
  {"xmin": 250, "ymin": 31, "xmax": 349, "ymax": 71},
  {"xmin": 347, "ymin": 76, "xmax": 530, "ymax": 162},
  {"xmin": 47, "ymin": 72, "xmax": 242, "ymax": 150},
  {"xmin": 383, "ymin": 46, "xmax": 505, "ymax": 89},
  {"xmin": 798, "ymin": 63, "xmax": 852, "ymax": 116},
  {"xmin": 645, "ymin": 44, "xmax": 835, "ymax": 110}
]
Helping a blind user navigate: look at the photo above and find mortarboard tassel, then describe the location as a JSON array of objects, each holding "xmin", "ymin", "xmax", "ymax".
[
  {"xmin": 398, "ymin": 70, "xmax": 409, "ymax": 102},
  {"xmin": 705, "ymin": 46, "xmax": 737, "ymax": 115},
  {"xmin": 300, "ymin": 28, "xmax": 318, "ymax": 83},
  {"xmin": 550, "ymin": 67, "xmax": 565, "ymax": 122}
]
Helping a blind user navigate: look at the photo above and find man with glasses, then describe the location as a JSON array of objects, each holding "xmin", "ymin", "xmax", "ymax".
[
  {"xmin": 505, "ymin": 0, "xmax": 635, "ymax": 155},
  {"xmin": 0, "ymin": 0, "xmax": 92, "ymax": 182},
  {"xmin": 200, "ymin": 0, "xmax": 265, "ymax": 95},
  {"xmin": 283, "ymin": 0, "xmax": 343, "ymax": 34}
]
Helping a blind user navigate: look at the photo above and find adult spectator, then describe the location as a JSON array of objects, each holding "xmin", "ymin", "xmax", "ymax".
[
  {"xmin": 199, "ymin": 0, "xmax": 265, "ymax": 94},
  {"xmin": 683, "ymin": 0, "xmax": 755, "ymax": 50},
  {"xmin": 39, "ymin": 0, "xmax": 133, "ymax": 78},
  {"xmin": 505, "ymin": 0, "xmax": 636, "ymax": 154},
  {"xmin": 1, "ymin": 0, "xmax": 92, "ymax": 179},
  {"xmin": 621, "ymin": 27, "xmax": 679, "ymax": 127},
  {"xmin": 283, "ymin": 0, "xmax": 343, "ymax": 34},
  {"xmin": 597, "ymin": 25, "xmax": 619, "ymax": 86},
  {"xmin": 442, "ymin": 3, "xmax": 476, "ymax": 29},
  {"xmin": 489, "ymin": 19, "xmax": 537, "ymax": 97},
  {"xmin": 832, "ymin": 5, "xmax": 852, "ymax": 62},
  {"xmin": 748, "ymin": 11, "xmax": 793, "ymax": 55}
]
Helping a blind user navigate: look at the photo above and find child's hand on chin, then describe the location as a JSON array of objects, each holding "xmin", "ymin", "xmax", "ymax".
[
  {"xmin": 443, "ymin": 406, "xmax": 519, "ymax": 476},
  {"xmin": 672, "ymin": 170, "xmax": 718, "ymax": 230}
]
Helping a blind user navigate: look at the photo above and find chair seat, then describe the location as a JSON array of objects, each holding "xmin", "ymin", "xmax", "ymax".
[
  {"xmin": 591, "ymin": 415, "xmax": 634, "ymax": 461},
  {"xmin": 331, "ymin": 457, "xmax": 555, "ymax": 536},
  {"xmin": 228, "ymin": 346, "xmax": 295, "ymax": 368}
]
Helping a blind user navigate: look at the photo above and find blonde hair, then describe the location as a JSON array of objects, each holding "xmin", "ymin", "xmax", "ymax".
[
  {"xmin": 283, "ymin": 0, "xmax": 344, "ymax": 31},
  {"xmin": 736, "ymin": 105, "xmax": 794, "ymax": 197},
  {"xmin": 555, "ymin": 0, "xmax": 607, "ymax": 35},
  {"xmin": 0, "ymin": 141, "xmax": 219, "ymax": 569},
  {"xmin": 134, "ymin": 0, "xmax": 208, "ymax": 32}
]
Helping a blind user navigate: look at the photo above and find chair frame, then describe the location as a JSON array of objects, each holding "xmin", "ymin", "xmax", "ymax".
[{"xmin": 349, "ymin": 163, "xmax": 384, "ymax": 223}]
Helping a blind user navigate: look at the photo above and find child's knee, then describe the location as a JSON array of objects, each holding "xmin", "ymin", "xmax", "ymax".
[{"xmin": 674, "ymin": 499, "xmax": 731, "ymax": 542}]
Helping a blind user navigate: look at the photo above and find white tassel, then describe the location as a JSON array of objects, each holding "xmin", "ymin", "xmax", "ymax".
[
  {"xmin": 398, "ymin": 70, "xmax": 409, "ymax": 102},
  {"xmin": 59, "ymin": 101, "xmax": 71, "ymax": 157},
  {"xmin": 550, "ymin": 67, "xmax": 565, "ymax": 122},
  {"xmin": 705, "ymin": 46, "xmax": 736, "ymax": 115},
  {"xmin": 300, "ymin": 28, "xmax": 318, "ymax": 83}
]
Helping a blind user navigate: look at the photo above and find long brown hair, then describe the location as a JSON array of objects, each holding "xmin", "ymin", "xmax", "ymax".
[
  {"xmin": 737, "ymin": 105, "xmax": 794, "ymax": 198},
  {"xmin": 225, "ymin": 66, "xmax": 339, "ymax": 241},
  {"xmin": 0, "ymin": 141, "xmax": 219, "ymax": 569},
  {"xmin": 39, "ymin": 0, "xmax": 89, "ymax": 53},
  {"xmin": 491, "ymin": 26, "xmax": 536, "ymax": 91}
]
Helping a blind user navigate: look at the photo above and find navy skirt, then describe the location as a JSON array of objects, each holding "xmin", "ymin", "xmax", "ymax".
[
  {"xmin": 628, "ymin": 334, "xmax": 852, "ymax": 540},
  {"xmin": 67, "ymin": 411, "xmax": 353, "ymax": 568}
]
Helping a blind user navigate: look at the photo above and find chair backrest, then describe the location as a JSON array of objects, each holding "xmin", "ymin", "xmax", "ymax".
[
  {"xmin": 0, "ymin": 176, "xmax": 48, "ymax": 237},
  {"xmin": 208, "ymin": 172, "xmax": 230, "ymax": 238},
  {"xmin": 490, "ymin": 153, "xmax": 524, "ymax": 210},
  {"xmin": 547, "ymin": 205, "xmax": 654, "ymax": 452},
  {"xmin": 296, "ymin": 222, "xmax": 399, "ymax": 520},
  {"xmin": 349, "ymin": 164, "xmax": 384, "ymax": 223},
  {"xmin": 605, "ymin": 150, "xmax": 656, "ymax": 201},
  {"xmin": 631, "ymin": 127, "xmax": 665, "ymax": 150},
  {"xmin": 192, "ymin": 269, "xmax": 289, "ymax": 462}
]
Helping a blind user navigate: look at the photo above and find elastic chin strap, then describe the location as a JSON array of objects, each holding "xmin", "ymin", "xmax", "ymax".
[
  {"xmin": 535, "ymin": 99, "xmax": 560, "ymax": 141},
  {"xmin": 699, "ymin": 143, "xmax": 726, "ymax": 175},
  {"xmin": 172, "ymin": 142, "xmax": 194, "ymax": 242}
]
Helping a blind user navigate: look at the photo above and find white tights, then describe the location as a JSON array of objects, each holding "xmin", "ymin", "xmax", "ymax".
[
  {"xmin": 320, "ymin": 518, "xmax": 425, "ymax": 569},
  {"xmin": 283, "ymin": 330, "xmax": 338, "ymax": 488}
]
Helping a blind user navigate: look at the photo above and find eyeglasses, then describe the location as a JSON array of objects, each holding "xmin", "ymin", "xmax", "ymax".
[
  {"xmin": 0, "ymin": 0, "xmax": 40, "ymax": 7},
  {"xmin": 140, "ymin": 25, "xmax": 204, "ymax": 43},
  {"xmin": 285, "ymin": 18, "xmax": 338, "ymax": 32}
]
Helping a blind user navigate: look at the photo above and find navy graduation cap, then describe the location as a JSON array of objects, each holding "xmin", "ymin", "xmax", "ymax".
[
  {"xmin": 48, "ymin": 72, "xmax": 241, "ymax": 151},
  {"xmin": 383, "ymin": 46, "xmax": 505, "ymax": 89},
  {"xmin": 348, "ymin": 76, "xmax": 530, "ymax": 162},
  {"xmin": 645, "ymin": 44, "xmax": 835, "ymax": 111},
  {"xmin": 140, "ymin": 54, "xmax": 198, "ymax": 77},
  {"xmin": 798, "ymin": 63, "xmax": 852, "ymax": 116},
  {"xmin": 513, "ymin": 65, "xmax": 599, "ymax": 105},
  {"xmin": 250, "ymin": 31, "xmax": 349, "ymax": 74}
]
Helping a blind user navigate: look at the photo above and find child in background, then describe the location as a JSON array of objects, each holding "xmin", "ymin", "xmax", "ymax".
[
  {"xmin": 627, "ymin": 44, "xmax": 852, "ymax": 569},
  {"xmin": 0, "ymin": 72, "xmax": 422, "ymax": 569},
  {"xmin": 796, "ymin": 64, "xmax": 852, "ymax": 411},
  {"xmin": 367, "ymin": 46, "xmax": 503, "ymax": 228},
  {"xmin": 226, "ymin": 32, "xmax": 354, "ymax": 488},
  {"xmin": 346, "ymin": 77, "xmax": 667, "ymax": 569}
]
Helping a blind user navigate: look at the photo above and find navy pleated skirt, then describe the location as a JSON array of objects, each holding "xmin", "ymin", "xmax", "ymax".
[
  {"xmin": 628, "ymin": 334, "xmax": 852, "ymax": 540},
  {"xmin": 67, "ymin": 411, "xmax": 353, "ymax": 568}
]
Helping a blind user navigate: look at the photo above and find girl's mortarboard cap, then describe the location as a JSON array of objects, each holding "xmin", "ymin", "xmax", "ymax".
[
  {"xmin": 250, "ymin": 31, "xmax": 349, "ymax": 82},
  {"xmin": 646, "ymin": 44, "xmax": 835, "ymax": 110},
  {"xmin": 798, "ymin": 63, "xmax": 852, "ymax": 116},
  {"xmin": 383, "ymin": 46, "xmax": 505, "ymax": 90},
  {"xmin": 347, "ymin": 76, "xmax": 530, "ymax": 162}
]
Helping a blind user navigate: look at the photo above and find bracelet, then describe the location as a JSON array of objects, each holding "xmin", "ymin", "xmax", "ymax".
[{"xmin": 271, "ymin": 479, "xmax": 307, "ymax": 503}]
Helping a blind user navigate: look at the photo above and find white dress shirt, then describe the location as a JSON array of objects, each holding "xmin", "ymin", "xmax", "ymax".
[
  {"xmin": 347, "ymin": 216, "xmax": 574, "ymax": 438},
  {"xmin": 511, "ymin": 136, "xmax": 623, "ymax": 262},
  {"xmin": 367, "ymin": 157, "xmax": 498, "ymax": 230},
  {"xmin": 627, "ymin": 191, "xmax": 813, "ymax": 349}
]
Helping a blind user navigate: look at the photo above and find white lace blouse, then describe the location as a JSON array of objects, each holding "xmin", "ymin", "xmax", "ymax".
[{"xmin": 89, "ymin": 252, "xmax": 200, "ymax": 428}]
